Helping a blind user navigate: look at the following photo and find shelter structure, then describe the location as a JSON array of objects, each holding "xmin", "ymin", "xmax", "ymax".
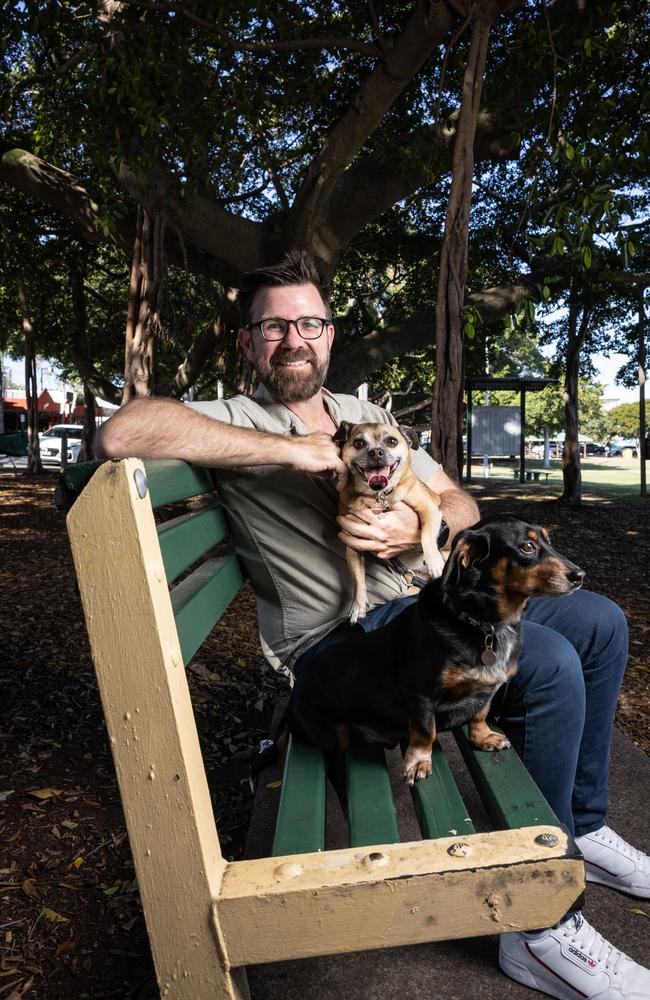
[{"xmin": 466, "ymin": 376, "xmax": 555, "ymax": 483}]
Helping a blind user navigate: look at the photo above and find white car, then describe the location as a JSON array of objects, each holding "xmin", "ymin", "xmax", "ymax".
[{"xmin": 38, "ymin": 424, "xmax": 84, "ymax": 466}]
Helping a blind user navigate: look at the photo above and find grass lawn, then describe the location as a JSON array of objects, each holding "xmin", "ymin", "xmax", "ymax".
[{"xmin": 468, "ymin": 456, "xmax": 648, "ymax": 500}]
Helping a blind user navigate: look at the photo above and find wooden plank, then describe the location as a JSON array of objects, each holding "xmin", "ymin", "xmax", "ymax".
[
  {"xmin": 454, "ymin": 725, "xmax": 560, "ymax": 830},
  {"xmin": 157, "ymin": 504, "xmax": 231, "ymax": 584},
  {"xmin": 216, "ymin": 826, "xmax": 584, "ymax": 966},
  {"xmin": 410, "ymin": 740, "xmax": 476, "ymax": 840},
  {"xmin": 272, "ymin": 737, "xmax": 326, "ymax": 856},
  {"xmin": 67, "ymin": 458, "xmax": 249, "ymax": 1000},
  {"xmin": 171, "ymin": 554, "xmax": 245, "ymax": 667},
  {"xmin": 346, "ymin": 745, "xmax": 400, "ymax": 847},
  {"xmin": 143, "ymin": 459, "xmax": 216, "ymax": 508}
]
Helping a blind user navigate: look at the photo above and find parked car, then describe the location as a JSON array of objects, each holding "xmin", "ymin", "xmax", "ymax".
[
  {"xmin": 607, "ymin": 441, "xmax": 638, "ymax": 458},
  {"xmin": 584, "ymin": 443, "xmax": 607, "ymax": 456},
  {"xmin": 38, "ymin": 424, "xmax": 84, "ymax": 466}
]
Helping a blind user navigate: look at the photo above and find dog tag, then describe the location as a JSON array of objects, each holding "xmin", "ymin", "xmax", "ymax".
[{"xmin": 481, "ymin": 647, "xmax": 498, "ymax": 667}]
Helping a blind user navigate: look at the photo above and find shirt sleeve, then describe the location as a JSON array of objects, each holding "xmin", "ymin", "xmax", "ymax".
[{"xmin": 185, "ymin": 398, "xmax": 250, "ymax": 428}]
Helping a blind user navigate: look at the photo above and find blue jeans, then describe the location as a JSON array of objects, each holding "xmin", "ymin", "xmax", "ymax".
[{"xmin": 293, "ymin": 590, "xmax": 628, "ymax": 837}]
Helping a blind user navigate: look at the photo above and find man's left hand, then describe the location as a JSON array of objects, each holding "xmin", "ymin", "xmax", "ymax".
[{"xmin": 337, "ymin": 500, "xmax": 421, "ymax": 560}]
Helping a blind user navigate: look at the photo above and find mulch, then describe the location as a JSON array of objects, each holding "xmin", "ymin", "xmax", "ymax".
[{"xmin": 0, "ymin": 473, "xmax": 648, "ymax": 999}]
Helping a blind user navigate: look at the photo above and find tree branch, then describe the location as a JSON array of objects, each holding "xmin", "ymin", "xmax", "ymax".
[
  {"xmin": 117, "ymin": 0, "xmax": 380, "ymax": 56},
  {"xmin": 288, "ymin": 0, "xmax": 456, "ymax": 256}
]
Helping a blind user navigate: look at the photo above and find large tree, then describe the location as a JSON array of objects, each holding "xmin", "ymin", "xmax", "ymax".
[{"xmin": 1, "ymin": 0, "xmax": 647, "ymax": 478}]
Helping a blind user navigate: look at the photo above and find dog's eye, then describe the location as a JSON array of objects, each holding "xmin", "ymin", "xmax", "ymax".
[
  {"xmin": 353, "ymin": 437, "xmax": 365, "ymax": 449},
  {"xmin": 520, "ymin": 541, "xmax": 536, "ymax": 554},
  {"xmin": 385, "ymin": 437, "xmax": 399, "ymax": 448}
]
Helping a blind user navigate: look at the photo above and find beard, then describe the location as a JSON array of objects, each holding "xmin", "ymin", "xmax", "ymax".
[{"xmin": 254, "ymin": 346, "xmax": 330, "ymax": 403}]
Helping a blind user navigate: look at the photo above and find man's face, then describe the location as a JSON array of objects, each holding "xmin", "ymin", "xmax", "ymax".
[{"xmin": 237, "ymin": 283, "xmax": 334, "ymax": 403}]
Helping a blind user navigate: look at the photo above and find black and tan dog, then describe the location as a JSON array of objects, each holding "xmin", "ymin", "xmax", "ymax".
[
  {"xmin": 336, "ymin": 421, "xmax": 445, "ymax": 623},
  {"xmin": 286, "ymin": 515, "xmax": 585, "ymax": 785}
]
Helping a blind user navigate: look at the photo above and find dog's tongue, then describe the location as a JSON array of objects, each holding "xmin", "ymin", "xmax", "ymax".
[{"xmin": 365, "ymin": 467, "xmax": 390, "ymax": 491}]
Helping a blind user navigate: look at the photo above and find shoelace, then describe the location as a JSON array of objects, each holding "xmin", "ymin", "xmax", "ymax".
[
  {"xmin": 593, "ymin": 826, "xmax": 650, "ymax": 870},
  {"xmin": 564, "ymin": 915, "xmax": 627, "ymax": 976}
]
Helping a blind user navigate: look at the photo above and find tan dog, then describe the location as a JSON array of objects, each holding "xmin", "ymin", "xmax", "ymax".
[{"xmin": 337, "ymin": 422, "xmax": 445, "ymax": 624}]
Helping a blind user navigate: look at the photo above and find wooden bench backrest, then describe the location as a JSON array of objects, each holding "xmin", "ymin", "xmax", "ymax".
[{"xmin": 68, "ymin": 458, "xmax": 583, "ymax": 1000}]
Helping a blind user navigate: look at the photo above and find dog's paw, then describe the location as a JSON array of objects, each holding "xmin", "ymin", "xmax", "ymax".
[
  {"xmin": 402, "ymin": 750, "xmax": 432, "ymax": 785},
  {"xmin": 424, "ymin": 551, "xmax": 445, "ymax": 579},
  {"xmin": 470, "ymin": 730, "xmax": 511, "ymax": 752}
]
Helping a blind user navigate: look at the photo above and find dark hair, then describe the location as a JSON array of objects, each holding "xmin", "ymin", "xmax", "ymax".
[{"xmin": 238, "ymin": 250, "xmax": 331, "ymax": 326}]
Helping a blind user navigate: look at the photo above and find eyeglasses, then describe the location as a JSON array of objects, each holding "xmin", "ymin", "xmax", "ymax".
[{"xmin": 247, "ymin": 316, "xmax": 330, "ymax": 342}]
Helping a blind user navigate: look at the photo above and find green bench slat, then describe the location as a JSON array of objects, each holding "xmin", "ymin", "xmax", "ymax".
[
  {"xmin": 144, "ymin": 460, "xmax": 215, "ymax": 508},
  {"xmin": 346, "ymin": 745, "xmax": 400, "ymax": 847},
  {"xmin": 454, "ymin": 725, "xmax": 560, "ymax": 830},
  {"xmin": 171, "ymin": 554, "xmax": 245, "ymax": 666},
  {"xmin": 272, "ymin": 737, "xmax": 326, "ymax": 856},
  {"xmin": 410, "ymin": 740, "xmax": 476, "ymax": 839},
  {"xmin": 157, "ymin": 505, "xmax": 231, "ymax": 584}
]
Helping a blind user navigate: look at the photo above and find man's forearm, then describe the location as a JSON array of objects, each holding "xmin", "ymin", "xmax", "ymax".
[
  {"xmin": 439, "ymin": 487, "xmax": 480, "ymax": 545},
  {"xmin": 96, "ymin": 397, "xmax": 289, "ymax": 466},
  {"xmin": 95, "ymin": 397, "xmax": 347, "ymax": 482}
]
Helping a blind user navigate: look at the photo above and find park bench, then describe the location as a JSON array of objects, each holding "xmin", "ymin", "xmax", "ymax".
[
  {"xmin": 66, "ymin": 457, "xmax": 583, "ymax": 1000},
  {"xmin": 512, "ymin": 468, "xmax": 552, "ymax": 483},
  {"xmin": 0, "ymin": 431, "xmax": 28, "ymax": 469}
]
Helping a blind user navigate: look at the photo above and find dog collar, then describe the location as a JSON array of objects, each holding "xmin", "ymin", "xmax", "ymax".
[
  {"xmin": 458, "ymin": 612, "xmax": 498, "ymax": 666},
  {"xmin": 371, "ymin": 485, "xmax": 395, "ymax": 511}
]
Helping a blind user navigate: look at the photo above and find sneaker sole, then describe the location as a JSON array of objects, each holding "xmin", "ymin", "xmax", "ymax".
[
  {"xmin": 585, "ymin": 865, "xmax": 650, "ymax": 898},
  {"xmin": 499, "ymin": 947, "xmax": 585, "ymax": 1000}
]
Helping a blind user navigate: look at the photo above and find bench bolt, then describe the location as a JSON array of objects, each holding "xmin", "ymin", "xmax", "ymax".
[
  {"xmin": 133, "ymin": 468, "xmax": 148, "ymax": 498},
  {"xmin": 535, "ymin": 833, "xmax": 559, "ymax": 847}
]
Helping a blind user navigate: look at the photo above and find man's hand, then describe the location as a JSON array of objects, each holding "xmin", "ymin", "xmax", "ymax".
[
  {"xmin": 283, "ymin": 432, "xmax": 348, "ymax": 491},
  {"xmin": 337, "ymin": 500, "xmax": 421, "ymax": 560}
]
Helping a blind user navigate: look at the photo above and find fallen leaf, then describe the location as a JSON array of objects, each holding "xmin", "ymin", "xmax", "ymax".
[
  {"xmin": 0, "ymin": 790, "xmax": 15, "ymax": 802},
  {"xmin": 265, "ymin": 780, "xmax": 282, "ymax": 789},
  {"xmin": 40, "ymin": 907, "xmax": 69, "ymax": 924},
  {"xmin": 61, "ymin": 820, "xmax": 78, "ymax": 831},
  {"xmin": 21, "ymin": 879, "xmax": 39, "ymax": 899},
  {"xmin": 630, "ymin": 907, "xmax": 648, "ymax": 917},
  {"xmin": 55, "ymin": 941, "xmax": 76, "ymax": 957},
  {"xmin": 50, "ymin": 826, "xmax": 61, "ymax": 840},
  {"xmin": 102, "ymin": 885, "xmax": 120, "ymax": 898},
  {"xmin": 27, "ymin": 789, "xmax": 62, "ymax": 800},
  {"xmin": 72, "ymin": 857, "xmax": 84, "ymax": 869}
]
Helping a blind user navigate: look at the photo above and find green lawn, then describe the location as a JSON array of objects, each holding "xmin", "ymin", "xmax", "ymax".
[{"xmin": 469, "ymin": 457, "xmax": 647, "ymax": 500}]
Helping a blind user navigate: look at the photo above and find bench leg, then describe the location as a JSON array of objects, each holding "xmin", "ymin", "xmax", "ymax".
[{"xmin": 68, "ymin": 460, "xmax": 250, "ymax": 1000}]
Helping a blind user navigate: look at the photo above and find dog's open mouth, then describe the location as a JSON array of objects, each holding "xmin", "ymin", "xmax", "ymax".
[{"xmin": 356, "ymin": 460, "xmax": 400, "ymax": 492}]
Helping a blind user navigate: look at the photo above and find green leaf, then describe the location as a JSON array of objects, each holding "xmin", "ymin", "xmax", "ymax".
[
  {"xmin": 565, "ymin": 144, "xmax": 575, "ymax": 161},
  {"xmin": 584, "ymin": 38, "xmax": 592, "ymax": 57},
  {"xmin": 627, "ymin": 240, "xmax": 636, "ymax": 257},
  {"xmin": 582, "ymin": 246, "xmax": 592, "ymax": 269}
]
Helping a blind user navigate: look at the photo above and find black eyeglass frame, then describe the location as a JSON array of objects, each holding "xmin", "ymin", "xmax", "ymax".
[{"xmin": 246, "ymin": 316, "xmax": 332, "ymax": 342}]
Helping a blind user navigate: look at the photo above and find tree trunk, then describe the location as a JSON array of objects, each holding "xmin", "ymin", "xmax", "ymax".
[
  {"xmin": 560, "ymin": 290, "xmax": 591, "ymax": 507},
  {"xmin": 16, "ymin": 276, "xmax": 43, "ymax": 473},
  {"xmin": 70, "ymin": 266, "xmax": 97, "ymax": 459},
  {"xmin": 430, "ymin": 12, "xmax": 494, "ymax": 481},
  {"xmin": 122, "ymin": 206, "xmax": 165, "ymax": 402}
]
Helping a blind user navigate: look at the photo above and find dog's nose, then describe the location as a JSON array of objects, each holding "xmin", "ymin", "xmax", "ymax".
[
  {"xmin": 368, "ymin": 447, "xmax": 384, "ymax": 461},
  {"xmin": 567, "ymin": 567, "xmax": 585, "ymax": 587}
]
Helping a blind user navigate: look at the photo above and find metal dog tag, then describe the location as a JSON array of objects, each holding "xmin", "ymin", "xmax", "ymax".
[{"xmin": 481, "ymin": 647, "xmax": 498, "ymax": 667}]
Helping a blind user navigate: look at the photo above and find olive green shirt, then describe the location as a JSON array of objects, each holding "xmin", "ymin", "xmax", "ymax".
[{"xmin": 188, "ymin": 387, "xmax": 438, "ymax": 673}]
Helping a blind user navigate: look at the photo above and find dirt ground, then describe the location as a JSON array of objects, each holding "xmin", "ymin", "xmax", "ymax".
[{"xmin": 0, "ymin": 473, "xmax": 648, "ymax": 999}]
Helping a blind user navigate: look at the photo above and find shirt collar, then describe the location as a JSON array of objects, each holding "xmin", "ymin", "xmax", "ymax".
[{"xmin": 251, "ymin": 384, "xmax": 338, "ymax": 435}]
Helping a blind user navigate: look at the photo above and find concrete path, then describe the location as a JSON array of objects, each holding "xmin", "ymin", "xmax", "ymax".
[{"xmin": 245, "ymin": 727, "xmax": 650, "ymax": 1000}]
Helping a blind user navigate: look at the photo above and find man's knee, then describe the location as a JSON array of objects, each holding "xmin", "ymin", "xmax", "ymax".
[{"xmin": 511, "ymin": 625, "xmax": 586, "ymax": 723}]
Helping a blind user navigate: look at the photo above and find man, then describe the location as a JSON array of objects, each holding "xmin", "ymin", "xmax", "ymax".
[{"xmin": 97, "ymin": 251, "xmax": 649, "ymax": 999}]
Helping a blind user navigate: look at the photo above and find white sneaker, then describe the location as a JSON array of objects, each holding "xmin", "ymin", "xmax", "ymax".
[
  {"xmin": 499, "ymin": 913, "xmax": 650, "ymax": 999},
  {"xmin": 576, "ymin": 826, "xmax": 650, "ymax": 899}
]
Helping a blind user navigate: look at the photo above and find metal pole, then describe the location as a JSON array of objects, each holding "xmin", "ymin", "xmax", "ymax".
[
  {"xmin": 519, "ymin": 389, "xmax": 526, "ymax": 483},
  {"xmin": 639, "ymin": 287, "xmax": 647, "ymax": 498},
  {"xmin": 466, "ymin": 387, "xmax": 473, "ymax": 482}
]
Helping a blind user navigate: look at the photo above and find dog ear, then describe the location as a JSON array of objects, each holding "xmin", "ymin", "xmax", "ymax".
[
  {"xmin": 398, "ymin": 425, "xmax": 420, "ymax": 450},
  {"xmin": 442, "ymin": 529, "xmax": 490, "ymax": 587},
  {"xmin": 333, "ymin": 421, "xmax": 355, "ymax": 445}
]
